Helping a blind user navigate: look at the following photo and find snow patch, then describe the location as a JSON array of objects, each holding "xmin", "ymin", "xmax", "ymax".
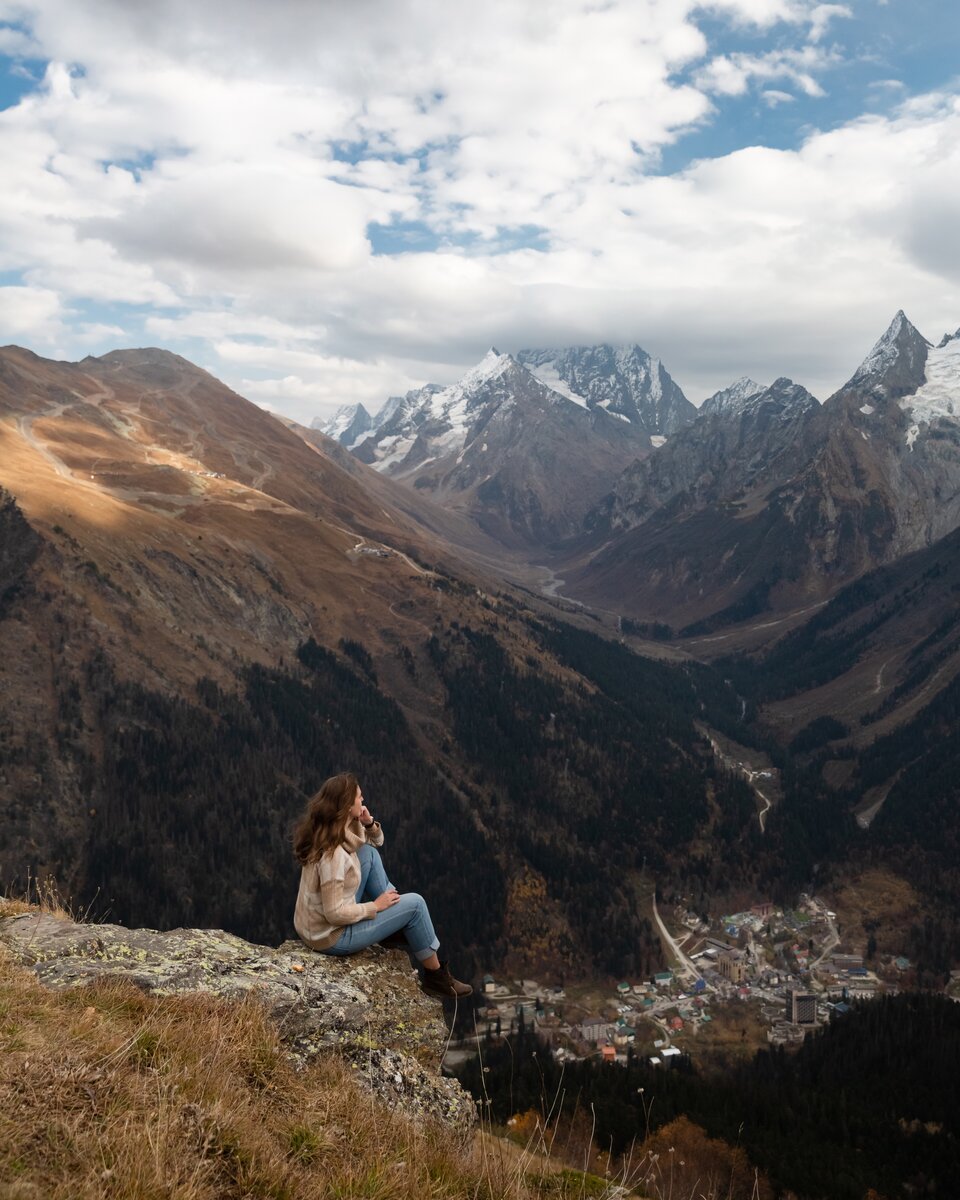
[
  {"xmin": 900, "ymin": 337, "xmax": 960, "ymax": 426},
  {"xmin": 859, "ymin": 404, "xmax": 875, "ymax": 415},
  {"xmin": 650, "ymin": 435, "xmax": 667, "ymax": 448},
  {"xmin": 376, "ymin": 433, "xmax": 419, "ymax": 470},
  {"xmin": 527, "ymin": 362, "xmax": 589, "ymax": 409}
]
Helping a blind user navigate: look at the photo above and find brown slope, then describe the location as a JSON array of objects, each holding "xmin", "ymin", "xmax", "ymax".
[
  {"xmin": 0, "ymin": 345, "xmax": 742, "ymax": 982},
  {"xmin": 0, "ymin": 344, "xmax": 496, "ymax": 682},
  {"xmin": 0, "ymin": 345, "xmax": 533, "ymax": 927}
]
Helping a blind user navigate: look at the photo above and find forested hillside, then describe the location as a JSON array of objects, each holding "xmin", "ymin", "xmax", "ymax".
[
  {"xmin": 46, "ymin": 619, "xmax": 766, "ymax": 980},
  {"xmin": 457, "ymin": 994, "xmax": 960, "ymax": 1200},
  {"xmin": 1, "ymin": 526, "xmax": 794, "ymax": 983}
]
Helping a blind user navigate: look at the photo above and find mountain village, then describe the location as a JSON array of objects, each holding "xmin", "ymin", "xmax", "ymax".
[{"xmin": 446, "ymin": 893, "xmax": 942, "ymax": 1073}]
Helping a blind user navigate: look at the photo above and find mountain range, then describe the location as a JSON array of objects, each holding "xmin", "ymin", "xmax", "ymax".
[
  {"xmin": 315, "ymin": 344, "xmax": 698, "ymax": 547},
  {"xmin": 0, "ymin": 343, "xmax": 756, "ymax": 979},
  {"xmin": 316, "ymin": 313, "xmax": 960, "ymax": 643},
  {"xmin": 564, "ymin": 311, "xmax": 960, "ymax": 635},
  {"xmin": 3, "ymin": 308, "xmax": 960, "ymax": 983}
]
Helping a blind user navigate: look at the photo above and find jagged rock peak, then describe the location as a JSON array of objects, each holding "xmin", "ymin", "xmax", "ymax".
[
  {"xmin": 700, "ymin": 377, "xmax": 767, "ymax": 418},
  {"xmin": 0, "ymin": 910, "xmax": 475, "ymax": 1130},
  {"xmin": 455, "ymin": 347, "xmax": 515, "ymax": 390},
  {"xmin": 845, "ymin": 310, "xmax": 932, "ymax": 400},
  {"xmin": 736, "ymin": 377, "xmax": 820, "ymax": 420},
  {"xmin": 312, "ymin": 401, "xmax": 373, "ymax": 447},
  {"xmin": 937, "ymin": 328, "xmax": 960, "ymax": 350},
  {"xmin": 515, "ymin": 342, "xmax": 696, "ymax": 435}
]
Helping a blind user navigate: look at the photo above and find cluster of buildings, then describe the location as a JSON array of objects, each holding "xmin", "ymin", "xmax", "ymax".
[
  {"xmin": 468, "ymin": 969, "xmax": 714, "ymax": 1068},
  {"xmin": 453, "ymin": 893, "xmax": 922, "ymax": 1072}
]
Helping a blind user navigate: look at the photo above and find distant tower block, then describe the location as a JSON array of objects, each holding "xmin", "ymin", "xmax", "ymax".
[{"xmin": 786, "ymin": 989, "xmax": 817, "ymax": 1025}]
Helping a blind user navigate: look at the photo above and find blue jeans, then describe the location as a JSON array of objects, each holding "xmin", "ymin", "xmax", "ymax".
[{"xmin": 322, "ymin": 844, "xmax": 440, "ymax": 964}]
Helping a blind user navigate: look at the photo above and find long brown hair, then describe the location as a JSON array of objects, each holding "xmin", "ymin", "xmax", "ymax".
[{"xmin": 293, "ymin": 772, "xmax": 359, "ymax": 865}]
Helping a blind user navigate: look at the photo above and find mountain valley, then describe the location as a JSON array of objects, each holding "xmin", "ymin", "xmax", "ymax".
[{"xmin": 3, "ymin": 315, "xmax": 960, "ymax": 989}]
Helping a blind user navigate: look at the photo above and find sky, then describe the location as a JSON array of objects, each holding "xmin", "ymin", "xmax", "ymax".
[{"xmin": 0, "ymin": 0, "xmax": 958, "ymax": 423}]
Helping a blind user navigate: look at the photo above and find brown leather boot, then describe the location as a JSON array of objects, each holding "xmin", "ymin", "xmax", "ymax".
[{"xmin": 420, "ymin": 961, "xmax": 473, "ymax": 999}]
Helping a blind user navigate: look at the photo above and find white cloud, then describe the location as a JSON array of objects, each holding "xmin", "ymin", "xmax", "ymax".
[
  {"xmin": 0, "ymin": 284, "xmax": 63, "ymax": 340},
  {"xmin": 237, "ymin": 359, "xmax": 426, "ymax": 420},
  {"xmin": 0, "ymin": 25, "xmax": 37, "ymax": 55},
  {"xmin": 704, "ymin": 0, "xmax": 807, "ymax": 27},
  {"xmin": 695, "ymin": 45, "xmax": 840, "ymax": 98},
  {"xmin": 0, "ymin": 0, "xmax": 955, "ymax": 423},
  {"xmin": 762, "ymin": 89, "xmax": 797, "ymax": 106},
  {"xmin": 807, "ymin": 4, "xmax": 852, "ymax": 43},
  {"xmin": 84, "ymin": 161, "xmax": 374, "ymax": 276}
]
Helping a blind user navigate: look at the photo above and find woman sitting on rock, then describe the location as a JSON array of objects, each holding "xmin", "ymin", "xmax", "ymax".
[{"xmin": 292, "ymin": 772, "xmax": 472, "ymax": 1000}]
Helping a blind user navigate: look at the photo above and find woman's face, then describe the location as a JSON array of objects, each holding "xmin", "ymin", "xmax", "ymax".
[{"xmin": 349, "ymin": 784, "xmax": 364, "ymax": 820}]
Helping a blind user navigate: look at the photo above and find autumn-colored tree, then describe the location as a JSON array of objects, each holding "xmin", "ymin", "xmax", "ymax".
[{"xmin": 635, "ymin": 1116, "xmax": 774, "ymax": 1200}]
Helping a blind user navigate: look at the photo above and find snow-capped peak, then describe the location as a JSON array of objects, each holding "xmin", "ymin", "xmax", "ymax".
[
  {"xmin": 514, "ymin": 342, "xmax": 695, "ymax": 434},
  {"xmin": 311, "ymin": 401, "xmax": 372, "ymax": 447},
  {"xmin": 845, "ymin": 310, "xmax": 932, "ymax": 399},
  {"xmin": 700, "ymin": 377, "xmax": 766, "ymax": 418},
  {"xmin": 454, "ymin": 348, "xmax": 513, "ymax": 393}
]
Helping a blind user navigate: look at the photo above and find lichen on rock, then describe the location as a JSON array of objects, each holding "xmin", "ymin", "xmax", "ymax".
[{"xmin": 0, "ymin": 910, "xmax": 474, "ymax": 1130}]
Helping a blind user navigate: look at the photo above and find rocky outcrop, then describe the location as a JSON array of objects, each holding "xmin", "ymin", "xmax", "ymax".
[
  {"xmin": 0, "ymin": 911, "xmax": 474, "ymax": 1131},
  {"xmin": 312, "ymin": 401, "xmax": 373, "ymax": 448}
]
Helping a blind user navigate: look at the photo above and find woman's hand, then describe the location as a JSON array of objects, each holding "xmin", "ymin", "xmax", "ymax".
[
  {"xmin": 359, "ymin": 804, "xmax": 374, "ymax": 827},
  {"xmin": 373, "ymin": 888, "xmax": 400, "ymax": 912}
]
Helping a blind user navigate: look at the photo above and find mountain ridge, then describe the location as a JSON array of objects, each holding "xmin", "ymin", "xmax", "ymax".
[{"xmin": 558, "ymin": 311, "xmax": 960, "ymax": 635}]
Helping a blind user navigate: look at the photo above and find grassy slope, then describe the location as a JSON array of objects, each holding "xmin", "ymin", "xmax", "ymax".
[{"xmin": 0, "ymin": 898, "xmax": 630, "ymax": 1200}]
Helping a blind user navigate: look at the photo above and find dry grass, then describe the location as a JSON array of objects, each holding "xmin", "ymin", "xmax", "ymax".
[
  {"xmin": 0, "ymin": 928, "xmax": 632, "ymax": 1200},
  {"xmin": 0, "ymin": 892, "xmax": 768, "ymax": 1200},
  {"xmin": 0, "ymin": 876, "xmax": 80, "ymax": 923}
]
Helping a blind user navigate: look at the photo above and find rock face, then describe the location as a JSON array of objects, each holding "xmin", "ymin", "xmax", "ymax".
[
  {"xmin": 564, "ymin": 312, "xmax": 960, "ymax": 632},
  {"xmin": 843, "ymin": 309, "xmax": 932, "ymax": 400},
  {"xmin": 699, "ymin": 377, "xmax": 766, "ymax": 419},
  {"xmin": 516, "ymin": 343, "xmax": 697, "ymax": 436},
  {"xmin": 599, "ymin": 376, "xmax": 819, "ymax": 532},
  {"xmin": 348, "ymin": 349, "xmax": 651, "ymax": 546},
  {"xmin": 312, "ymin": 402, "xmax": 373, "ymax": 448},
  {"xmin": 0, "ymin": 911, "xmax": 474, "ymax": 1130}
]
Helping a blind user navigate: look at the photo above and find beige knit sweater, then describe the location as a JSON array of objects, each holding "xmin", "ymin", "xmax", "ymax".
[{"xmin": 294, "ymin": 817, "xmax": 385, "ymax": 951}]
